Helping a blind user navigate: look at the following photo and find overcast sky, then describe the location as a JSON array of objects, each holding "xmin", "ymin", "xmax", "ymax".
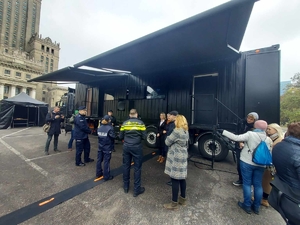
[{"xmin": 39, "ymin": 0, "xmax": 300, "ymax": 83}]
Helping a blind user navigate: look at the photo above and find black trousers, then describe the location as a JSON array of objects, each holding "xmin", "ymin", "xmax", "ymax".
[
  {"xmin": 75, "ymin": 138, "xmax": 91, "ymax": 165},
  {"xmin": 235, "ymin": 148, "xmax": 242, "ymax": 180},
  {"xmin": 123, "ymin": 145, "xmax": 143, "ymax": 192},
  {"xmin": 171, "ymin": 178, "xmax": 186, "ymax": 202}
]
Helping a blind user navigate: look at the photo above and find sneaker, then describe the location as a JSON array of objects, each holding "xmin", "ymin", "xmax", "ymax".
[
  {"xmin": 76, "ymin": 163, "xmax": 85, "ymax": 167},
  {"xmin": 233, "ymin": 180, "xmax": 243, "ymax": 186},
  {"xmin": 238, "ymin": 201, "xmax": 251, "ymax": 214},
  {"xmin": 133, "ymin": 187, "xmax": 145, "ymax": 197},
  {"xmin": 54, "ymin": 149, "xmax": 61, "ymax": 152},
  {"xmin": 45, "ymin": 151, "xmax": 49, "ymax": 155}
]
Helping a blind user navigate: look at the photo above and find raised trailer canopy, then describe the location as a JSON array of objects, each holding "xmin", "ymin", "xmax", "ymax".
[{"xmin": 29, "ymin": 0, "xmax": 257, "ymax": 83}]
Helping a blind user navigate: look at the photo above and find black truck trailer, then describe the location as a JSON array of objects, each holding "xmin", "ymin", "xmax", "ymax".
[
  {"xmin": 72, "ymin": 44, "xmax": 280, "ymax": 161},
  {"xmin": 29, "ymin": 0, "xmax": 280, "ymax": 161}
]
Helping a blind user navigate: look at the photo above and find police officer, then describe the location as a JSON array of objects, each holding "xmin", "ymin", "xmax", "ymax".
[
  {"xmin": 107, "ymin": 110, "xmax": 116, "ymax": 126},
  {"xmin": 119, "ymin": 109, "xmax": 146, "ymax": 197},
  {"xmin": 96, "ymin": 115, "xmax": 115, "ymax": 180},
  {"xmin": 74, "ymin": 106, "xmax": 94, "ymax": 166}
]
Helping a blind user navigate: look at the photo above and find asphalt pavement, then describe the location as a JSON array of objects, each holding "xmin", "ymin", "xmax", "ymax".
[{"xmin": 0, "ymin": 127, "xmax": 285, "ymax": 225}]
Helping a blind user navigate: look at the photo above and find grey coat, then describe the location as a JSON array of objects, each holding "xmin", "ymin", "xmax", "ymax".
[{"xmin": 164, "ymin": 128, "xmax": 189, "ymax": 179}]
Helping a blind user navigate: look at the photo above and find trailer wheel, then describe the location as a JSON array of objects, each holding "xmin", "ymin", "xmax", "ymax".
[
  {"xmin": 145, "ymin": 127, "xmax": 157, "ymax": 148},
  {"xmin": 198, "ymin": 134, "xmax": 228, "ymax": 161}
]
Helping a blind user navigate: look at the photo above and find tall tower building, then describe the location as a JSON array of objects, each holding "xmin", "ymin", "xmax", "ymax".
[
  {"xmin": 0, "ymin": 0, "xmax": 41, "ymax": 50},
  {"xmin": 0, "ymin": 0, "xmax": 66, "ymax": 107}
]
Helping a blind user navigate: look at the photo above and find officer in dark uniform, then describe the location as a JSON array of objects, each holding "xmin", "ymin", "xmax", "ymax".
[
  {"xmin": 74, "ymin": 106, "xmax": 94, "ymax": 166},
  {"xmin": 107, "ymin": 110, "xmax": 116, "ymax": 126},
  {"xmin": 119, "ymin": 109, "xmax": 146, "ymax": 197},
  {"xmin": 96, "ymin": 115, "xmax": 115, "ymax": 181}
]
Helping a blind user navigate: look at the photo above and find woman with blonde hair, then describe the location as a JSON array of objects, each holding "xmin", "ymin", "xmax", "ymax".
[
  {"xmin": 260, "ymin": 123, "xmax": 284, "ymax": 207},
  {"xmin": 164, "ymin": 115, "xmax": 189, "ymax": 210}
]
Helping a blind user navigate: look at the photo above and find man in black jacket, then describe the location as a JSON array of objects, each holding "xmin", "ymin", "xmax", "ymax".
[
  {"xmin": 74, "ymin": 106, "xmax": 94, "ymax": 166},
  {"xmin": 44, "ymin": 107, "xmax": 64, "ymax": 155},
  {"xmin": 119, "ymin": 109, "xmax": 146, "ymax": 197}
]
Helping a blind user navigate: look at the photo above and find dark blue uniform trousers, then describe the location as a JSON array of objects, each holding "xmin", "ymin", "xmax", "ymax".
[
  {"xmin": 75, "ymin": 138, "xmax": 91, "ymax": 165},
  {"xmin": 123, "ymin": 145, "xmax": 143, "ymax": 192},
  {"xmin": 96, "ymin": 150, "xmax": 112, "ymax": 179}
]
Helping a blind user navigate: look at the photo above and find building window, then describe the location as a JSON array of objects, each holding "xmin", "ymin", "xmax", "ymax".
[
  {"xmin": 5, "ymin": 49, "xmax": 8, "ymax": 53},
  {"xmin": 51, "ymin": 49, "xmax": 54, "ymax": 54},
  {"xmin": 4, "ymin": 85, "xmax": 10, "ymax": 94},
  {"xmin": 41, "ymin": 45, "xmax": 44, "ymax": 51},
  {"xmin": 4, "ymin": 69, "xmax": 10, "ymax": 75},
  {"xmin": 41, "ymin": 55, "xmax": 44, "ymax": 62},
  {"xmin": 26, "ymin": 88, "xmax": 30, "ymax": 95},
  {"xmin": 16, "ymin": 72, "xmax": 21, "ymax": 77},
  {"xmin": 15, "ymin": 87, "xmax": 21, "ymax": 95},
  {"xmin": 46, "ymin": 47, "xmax": 49, "ymax": 52},
  {"xmin": 42, "ymin": 97, "xmax": 45, "ymax": 101},
  {"xmin": 26, "ymin": 74, "xmax": 31, "ymax": 79},
  {"xmin": 42, "ymin": 91, "xmax": 46, "ymax": 95}
]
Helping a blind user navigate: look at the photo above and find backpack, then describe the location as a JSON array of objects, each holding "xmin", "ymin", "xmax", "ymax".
[{"xmin": 251, "ymin": 134, "xmax": 272, "ymax": 166}]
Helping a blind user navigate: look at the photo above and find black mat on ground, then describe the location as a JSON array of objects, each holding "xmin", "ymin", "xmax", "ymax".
[{"xmin": 0, "ymin": 150, "xmax": 158, "ymax": 225}]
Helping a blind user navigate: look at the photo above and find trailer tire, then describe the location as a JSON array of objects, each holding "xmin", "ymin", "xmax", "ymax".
[
  {"xmin": 145, "ymin": 127, "xmax": 157, "ymax": 148},
  {"xmin": 198, "ymin": 134, "xmax": 228, "ymax": 162}
]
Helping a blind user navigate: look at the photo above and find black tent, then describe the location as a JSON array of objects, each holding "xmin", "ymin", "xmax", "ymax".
[{"xmin": 0, "ymin": 92, "xmax": 48, "ymax": 129}]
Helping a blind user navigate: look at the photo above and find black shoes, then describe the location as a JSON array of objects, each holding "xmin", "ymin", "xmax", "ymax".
[
  {"xmin": 251, "ymin": 204, "xmax": 259, "ymax": 215},
  {"xmin": 76, "ymin": 163, "xmax": 86, "ymax": 167},
  {"xmin": 233, "ymin": 180, "xmax": 243, "ymax": 186},
  {"xmin": 133, "ymin": 187, "xmax": 145, "ymax": 197},
  {"xmin": 238, "ymin": 201, "xmax": 251, "ymax": 214},
  {"xmin": 166, "ymin": 181, "xmax": 172, "ymax": 186},
  {"xmin": 45, "ymin": 151, "xmax": 49, "ymax": 155},
  {"xmin": 54, "ymin": 149, "xmax": 61, "ymax": 152},
  {"xmin": 124, "ymin": 188, "xmax": 129, "ymax": 193},
  {"xmin": 84, "ymin": 158, "xmax": 94, "ymax": 163},
  {"xmin": 104, "ymin": 176, "xmax": 114, "ymax": 181}
]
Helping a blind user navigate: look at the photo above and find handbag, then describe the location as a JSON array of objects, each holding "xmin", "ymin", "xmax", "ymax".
[
  {"xmin": 269, "ymin": 175, "xmax": 300, "ymax": 225},
  {"xmin": 251, "ymin": 134, "xmax": 272, "ymax": 166},
  {"xmin": 43, "ymin": 113, "xmax": 52, "ymax": 133}
]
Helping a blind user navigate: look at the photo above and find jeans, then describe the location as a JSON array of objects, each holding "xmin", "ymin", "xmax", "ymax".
[
  {"xmin": 123, "ymin": 145, "xmax": 143, "ymax": 192},
  {"xmin": 68, "ymin": 130, "xmax": 74, "ymax": 149},
  {"xmin": 96, "ymin": 150, "xmax": 112, "ymax": 179},
  {"xmin": 171, "ymin": 178, "xmax": 186, "ymax": 202},
  {"xmin": 75, "ymin": 138, "xmax": 91, "ymax": 165},
  {"xmin": 240, "ymin": 160, "xmax": 265, "ymax": 209},
  {"xmin": 45, "ymin": 134, "xmax": 59, "ymax": 152}
]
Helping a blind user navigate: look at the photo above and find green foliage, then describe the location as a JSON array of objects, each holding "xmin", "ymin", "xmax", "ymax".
[{"xmin": 281, "ymin": 73, "xmax": 300, "ymax": 124}]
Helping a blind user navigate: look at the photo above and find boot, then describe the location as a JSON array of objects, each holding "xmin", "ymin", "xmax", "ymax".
[
  {"xmin": 159, "ymin": 157, "xmax": 165, "ymax": 163},
  {"xmin": 157, "ymin": 155, "xmax": 162, "ymax": 162},
  {"xmin": 261, "ymin": 199, "xmax": 269, "ymax": 207},
  {"xmin": 178, "ymin": 196, "xmax": 187, "ymax": 206},
  {"xmin": 163, "ymin": 201, "xmax": 178, "ymax": 210}
]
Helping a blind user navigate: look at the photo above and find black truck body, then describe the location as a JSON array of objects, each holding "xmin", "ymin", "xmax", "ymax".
[{"xmin": 72, "ymin": 45, "xmax": 280, "ymax": 161}]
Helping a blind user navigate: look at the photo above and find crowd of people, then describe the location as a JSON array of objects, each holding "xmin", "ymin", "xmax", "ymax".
[{"xmin": 43, "ymin": 107, "xmax": 300, "ymax": 222}]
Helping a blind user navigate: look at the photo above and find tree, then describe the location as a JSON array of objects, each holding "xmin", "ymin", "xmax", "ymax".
[{"xmin": 280, "ymin": 72, "xmax": 300, "ymax": 124}]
